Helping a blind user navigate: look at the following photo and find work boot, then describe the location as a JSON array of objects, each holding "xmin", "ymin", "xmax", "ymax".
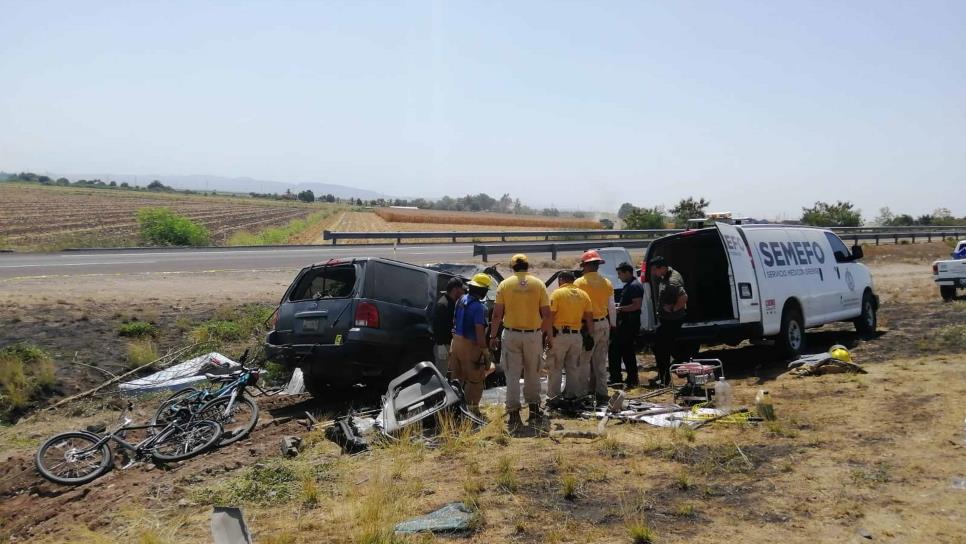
[
  {"xmin": 507, "ymin": 410, "xmax": 523, "ymax": 431},
  {"xmin": 528, "ymin": 403, "xmax": 544, "ymax": 424},
  {"xmin": 595, "ymin": 394, "xmax": 610, "ymax": 407}
]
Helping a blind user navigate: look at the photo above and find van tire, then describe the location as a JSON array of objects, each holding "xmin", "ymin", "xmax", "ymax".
[
  {"xmin": 777, "ymin": 306, "xmax": 805, "ymax": 359},
  {"xmin": 853, "ymin": 291, "xmax": 877, "ymax": 334},
  {"xmin": 940, "ymin": 286, "xmax": 956, "ymax": 302}
]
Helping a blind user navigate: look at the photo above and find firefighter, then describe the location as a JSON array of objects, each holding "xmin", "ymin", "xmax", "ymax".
[
  {"xmin": 574, "ymin": 250, "xmax": 615, "ymax": 405},
  {"xmin": 450, "ymin": 273, "xmax": 493, "ymax": 411},
  {"xmin": 489, "ymin": 254, "xmax": 552, "ymax": 429}
]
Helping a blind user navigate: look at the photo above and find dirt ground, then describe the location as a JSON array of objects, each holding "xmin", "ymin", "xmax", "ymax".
[{"xmin": 0, "ymin": 242, "xmax": 964, "ymax": 543}]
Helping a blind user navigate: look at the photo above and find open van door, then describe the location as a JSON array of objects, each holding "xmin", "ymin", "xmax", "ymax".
[{"xmin": 714, "ymin": 222, "xmax": 761, "ymax": 324}]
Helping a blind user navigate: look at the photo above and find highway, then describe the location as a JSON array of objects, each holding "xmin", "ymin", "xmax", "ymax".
[{"xmin": 0, "ymin": 245, "xmax": 484, "ymax": 279}]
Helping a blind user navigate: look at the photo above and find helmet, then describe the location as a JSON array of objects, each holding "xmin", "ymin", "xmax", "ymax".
[
  {"xmin": 581, "ymin": 249, "xmax": 605, "ymax": 265},
  {"xmin": 468, "ymin": 273, "xmax": 492, "ymax": 290},
  {"xmin": 829, "ymin": 345, "xmax": 852, "ymax": 363}
]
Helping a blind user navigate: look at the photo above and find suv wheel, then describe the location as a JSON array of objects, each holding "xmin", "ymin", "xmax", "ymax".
[
  {"xmin": 853, "ymin": 291, "xmax": 877, "ymax": 335},
  {"xmin": 777, "ymin": 306, "xmax": 805, "ymax": 359}
]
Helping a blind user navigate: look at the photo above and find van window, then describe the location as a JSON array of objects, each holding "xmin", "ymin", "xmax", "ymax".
[
  {"xmin": 290, "ymin": 265, "xmax": 356, "ymax": 301},
  {"xmin": 824, "ymin": 233, "xmax": 852, "ymax": 263},
  {"xmin": 371, "ymin": 262, "xmax": 431, "ymax": 308}
]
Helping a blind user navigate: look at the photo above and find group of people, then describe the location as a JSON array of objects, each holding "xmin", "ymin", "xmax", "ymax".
[{"xmin": 432, "ymin": 250, "xmax": 688, "ymax": 428}]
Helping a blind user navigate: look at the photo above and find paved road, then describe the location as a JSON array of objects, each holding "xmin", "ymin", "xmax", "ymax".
[{"xmin": 0, "ymin": 245, "xmax": 484, "ymax": 279}]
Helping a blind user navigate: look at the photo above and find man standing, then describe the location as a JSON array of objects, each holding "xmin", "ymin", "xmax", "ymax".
[
  {"xmin": 574, "ymin": 250, "xmax": 614, "ymax": 405},
  {"xmin": 433, "ymin": 277, "xmax": 465, "ymax": 376},
  {"xmin": 450, "ymin": 274, "xmax": 493, "ymax": 411},
  {"xmin": 612, "ymin": 262, "xmax": 644, "ymax": 387},
  {"xmin": 648, "ymin": 256, "xmax": 688, "ymax": 387},
  {"xmin": 547, "ymin": 271, "xmax": 594, "ymax": 399},
  {"xmin": 490, "ymin": 254, "xmax": 552, "ymax": 429}
]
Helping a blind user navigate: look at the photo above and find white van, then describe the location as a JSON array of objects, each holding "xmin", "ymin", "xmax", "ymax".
[{"xmin": 640, "ymin": 223, "xmax": 879, "ymax": 357}]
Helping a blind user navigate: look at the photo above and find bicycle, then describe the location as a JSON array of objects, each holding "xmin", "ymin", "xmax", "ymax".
[
  {"xmin": 35, "ymin": 402, "xmax": 222, "ymax": 486},
  {"xmin": 151, "ymin": 361, "xmax": 267, "ymax": 447}
]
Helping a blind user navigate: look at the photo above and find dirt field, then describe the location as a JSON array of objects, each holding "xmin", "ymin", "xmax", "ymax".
[
  {"xmin": 374, "ymin": 207, "xmax": 602, "ymax": 229},
  {"xmin": 319, "ymin": 211, "xmax": 557, "ymax": 244},
  {"xmin": 0, "ymin": 184, "xmax": 324, "ymax": 249},
  {"xmin": 0, "ymin": 243, "xmax": 963, "ymax": 543}
]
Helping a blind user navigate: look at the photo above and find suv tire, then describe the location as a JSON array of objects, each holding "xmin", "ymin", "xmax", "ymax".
[
  {"xmin": 853, "ymin": 291, "xmax": 877, "ymax": 335},
  {"xmin": 777, "ymin": 306, "xmax": 805, "ymax": 359}
]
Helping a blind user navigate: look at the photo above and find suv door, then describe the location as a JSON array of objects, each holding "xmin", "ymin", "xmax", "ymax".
[{"xmin": 364, "ymin": 261, "xmax": 435, "ymax": 363}]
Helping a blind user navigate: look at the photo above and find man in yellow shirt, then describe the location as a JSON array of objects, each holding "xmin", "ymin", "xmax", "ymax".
[
  {"xmin": 548, "ymin": 271, "xmax": 594, "ymax": 399},
  {"xmin": 490, "ymin": 254, "xmax": 551, "ymax": 428},
  {"xmin": 574, "ymin": 249, "xmax": 615, "ymax": 405}
]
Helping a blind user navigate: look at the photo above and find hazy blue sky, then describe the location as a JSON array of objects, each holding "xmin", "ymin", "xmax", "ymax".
[{"xmin": 1, "ymin": 1, "xmax": 963, "ymax": 218}]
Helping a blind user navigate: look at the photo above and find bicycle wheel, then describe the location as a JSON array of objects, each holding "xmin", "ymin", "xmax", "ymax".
[
  {"xmin": 150, "ymin": 387, "xmax": 201, "ymax": 428},
  {"xmin": 196, "ymin": 395, "xmax": 259, "ymax": 446},
  {"xmin": 35, "ymin": 432, "xmax": 112, "ymax": 485},
  {"xmin": 151, "ymin": 420, "xmax": 222, "ymax": 462}
]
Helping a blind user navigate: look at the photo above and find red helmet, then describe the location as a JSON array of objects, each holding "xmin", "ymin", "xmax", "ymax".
[{"xmin": 581, "ymin": 249, "xmax": 605, "ymax": 265}]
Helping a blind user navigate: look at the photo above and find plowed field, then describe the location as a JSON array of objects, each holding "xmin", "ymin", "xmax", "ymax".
[{"xmin": 0, "ymin": 184, "xmax": 318, "ymax": 249}]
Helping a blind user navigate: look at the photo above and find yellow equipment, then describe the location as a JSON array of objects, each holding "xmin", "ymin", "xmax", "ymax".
[{"xmin": 829, "ymin": 344, "xmax": 852, "ymax": 363}]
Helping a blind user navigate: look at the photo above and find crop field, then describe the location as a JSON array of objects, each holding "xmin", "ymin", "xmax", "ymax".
[
  {"xmin": 0, "ymin": 183, "xmax": 323, "ymax": 249},
  {"xmin": 374, "ymin": 207, "xmax": 602, "ymax": 229}
]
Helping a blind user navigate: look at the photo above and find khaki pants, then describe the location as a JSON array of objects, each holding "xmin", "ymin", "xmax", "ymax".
[
  {"xmin": 502, "ymin": 329, "xmax": 543, "ymax": 412},
  {"xmin": 450, "ymin": 336, "xmax": 485, "ymax": 406},
  {"xmin": 547, "ymin": 332, "xmax": 582, "ymax": 398},
  {"xmin": 579, "ymin": 320, "xmax": 611, "ymax": 397},
  {"xmin": 434, "ymin": 344, "xmax": 450, "ymax": 376}
]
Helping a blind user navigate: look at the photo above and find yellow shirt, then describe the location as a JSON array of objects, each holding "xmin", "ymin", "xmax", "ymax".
[
  {"xmin": 550, "ymin": 285, "xmax": 592, "ymax": 329},
  {"xmin": 574, "ymin": 271, "xmax": 613, "ymax": 320},
  {"xmin": 495, "ymin": 272, "xmax": 550, "ymax": 330}
]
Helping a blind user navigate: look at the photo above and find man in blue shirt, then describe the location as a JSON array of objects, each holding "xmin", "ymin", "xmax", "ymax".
[
  {"xmin": 450, "ymin": 273, "xmax": 493, "ymax": 410},
  {"xmin": 612, "ymin": 262, "xmax": 644, "ymax": 387}
]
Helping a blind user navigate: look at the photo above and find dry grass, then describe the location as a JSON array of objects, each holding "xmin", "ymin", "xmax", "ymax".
[
  {"xmin": 374, "ymin": 207, "xmax": 601, "ymax": 229},
  {"xmin": 125, "ymin": 339, "xmax": 159, "ymax": 368}
]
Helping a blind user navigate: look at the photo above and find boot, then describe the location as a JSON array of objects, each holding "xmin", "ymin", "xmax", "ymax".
[
  {"xmin": 507, "ymin": 410, "xmax": 523, "ymax": 431},
  {"xmin": 528, "ymin": 403, "xmax": 544, "ymax": 423}
]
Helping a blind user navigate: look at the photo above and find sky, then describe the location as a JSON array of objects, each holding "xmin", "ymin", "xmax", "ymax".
[{"xmin": 1, "ymin": 1, "xmax": 964, "ymax": 219}]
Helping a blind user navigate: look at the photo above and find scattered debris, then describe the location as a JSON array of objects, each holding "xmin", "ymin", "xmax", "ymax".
[
  {"xmin": 951, "ymin": 477, "xmax": 966, "ymax": 490},
  {"xmin": 788, "ymin": 353, "xmax": 867, "ymax": 376},
  {"xmin": 211, "ymin": 506, "xmax": 253, "ymax": 544},
  {"xmin": 280, "ymin": 436, "xmax": 302, "ymax": 457},
  {"xmin": 119, "ymin": 351, "xmax": 240, "ymax": 395},
  {"xmin": 283, "ymin": 367, "xmax": 305, "ymax": 395},
  {"xmin": 857, "ymin": 527, "xmax": 874, "ymax": 539},
  {"xmin": 394, "ymin": 502, "xmax": 477, "ymax": 535}
]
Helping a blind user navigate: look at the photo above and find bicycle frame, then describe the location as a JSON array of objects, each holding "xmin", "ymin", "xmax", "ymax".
[{"xmin": 80, "ymin": 420, "xmax": 184, "ymax": 458}]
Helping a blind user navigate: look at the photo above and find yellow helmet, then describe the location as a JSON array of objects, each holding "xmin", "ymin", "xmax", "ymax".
[
  {"xmin": 829, "ymin": 345, "xmax": 852, "ymax": 363},
  {"xmin": 468, "ymin": 273, "xmax": 493, "ymax": 290}
]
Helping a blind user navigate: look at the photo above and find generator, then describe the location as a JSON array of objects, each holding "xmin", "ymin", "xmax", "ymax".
[{"xmin": 668, "ymin": 359, "xmax": 724, "ymax": 406}]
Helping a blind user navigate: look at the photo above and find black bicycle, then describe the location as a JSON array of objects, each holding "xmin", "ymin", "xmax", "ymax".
[
  {"xmin": 35, "ymin": 402, "xmax": 222, "ymax": 486},
  {"xmin": 150, "ymin": 363, "xmax": 264, "ymax": 447}
]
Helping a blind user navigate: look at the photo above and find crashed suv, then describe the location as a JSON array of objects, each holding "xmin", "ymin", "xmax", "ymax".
[{"xmin": 265, "ymin": 257, "xmax": 501, "ymax": 396}]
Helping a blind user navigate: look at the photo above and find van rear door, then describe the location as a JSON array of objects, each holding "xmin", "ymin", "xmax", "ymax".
[{"xmin": 715, "ymin": 223, "xmax": 761, "ymax": 323}]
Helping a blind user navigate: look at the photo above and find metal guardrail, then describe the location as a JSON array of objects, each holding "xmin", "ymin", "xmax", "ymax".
[
  {"xmin": 323, "ymin": 226, "xmax": 965, "ymax": 246},
  {"xmin": 472, "ymin": 229, "xmax": 966, "ymax": 262}
]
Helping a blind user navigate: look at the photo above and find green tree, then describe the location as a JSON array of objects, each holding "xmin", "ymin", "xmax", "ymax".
[
  {"xmin": 890, "ymin": 213, "xmax": 915, "ymax": 226},
  {"xmin": 599, "ymin": 218, "xmax": 614, "ymax": 229},
  {"xmin": 624, "ymin": 206, "xmax": 666, "ymax": 229},
  {"xmin": 670, "ymin": 197, "xmax": 710, "ymax": 228},
  {"xmin": 297, "ymin": 189, "xmax": 315, "ymax": 203},
  {"xmin": 137, "ymin": 207, "xmax": 210, "ymax": 246},
  {"xmin": 800, "ymin": 201, "xmax": 862, "ymax": 227},
  {"xmin": 147, "ymin": 180, "xmax": 170, "ymax": 191}
]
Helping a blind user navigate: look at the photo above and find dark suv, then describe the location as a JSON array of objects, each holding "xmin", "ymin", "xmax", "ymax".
[{"xmin": 265, "ymin": 257, "xmax": 500, "ymax": 396}]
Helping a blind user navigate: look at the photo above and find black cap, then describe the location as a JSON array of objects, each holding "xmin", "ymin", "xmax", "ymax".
[{"xmin": 648, "ymin": 256, "xmax": 668, "ymax": 268}]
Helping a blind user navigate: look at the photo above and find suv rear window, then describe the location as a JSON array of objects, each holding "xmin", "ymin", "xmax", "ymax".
[
  {"xmin": 289, "ymin": 265, "xmax": 356, "ymax": 301},
  {"xmin": 370, "ymin": 262, "xmax": 431, "ymax": 308}
]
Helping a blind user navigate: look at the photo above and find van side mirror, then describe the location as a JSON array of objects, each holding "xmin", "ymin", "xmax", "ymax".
[{"xmin": 851, "ymin": 245, "xmax": 864, "ymax": 261}]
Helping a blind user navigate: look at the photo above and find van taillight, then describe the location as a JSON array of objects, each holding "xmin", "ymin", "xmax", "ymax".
[
  {"xmin": 354, "ymin": 302, "xmax": 380, "ymax": 328},
  {"xmin": 932, "ymin": 263, "xmax": 939, "ymax": 275}
]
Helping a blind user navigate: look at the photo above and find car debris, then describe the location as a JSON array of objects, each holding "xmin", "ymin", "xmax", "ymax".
[
  {"xmin": 394, "ymin": 502, "xmax": 477, "ymax": 535},
  {"xmin": 280, "ymin": 436, "xmax": 303, "ymax": 457},
  {"xmin": 210, "ymin": 506, "xmax": 253, "ymax": 544},
  {"xmin": 326, "ymin": 362, "xmax": 485, "ymax": 453}
]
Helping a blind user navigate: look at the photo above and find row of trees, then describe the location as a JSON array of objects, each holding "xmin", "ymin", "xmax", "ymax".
[
  {"xmin": 376, "ymin": 193, "xmax": 571, "ymax": 218},
  {"xmin": 618, "ymin": 197, "xmax": 711, "ymax": 229}
]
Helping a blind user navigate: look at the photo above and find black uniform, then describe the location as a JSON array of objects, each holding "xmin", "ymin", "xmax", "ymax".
[
  {"xmin": 652, "ymin": 267, "xmax": 687, "ymax": 385},
  {"xmin": 611, "ymin": 277, "xmax": 644, "ymax": 386}
]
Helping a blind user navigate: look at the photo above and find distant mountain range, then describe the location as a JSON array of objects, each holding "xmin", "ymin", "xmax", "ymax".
[{"xmin": 58, "ymin": 173, "xmax": 391, "ymax": 201}]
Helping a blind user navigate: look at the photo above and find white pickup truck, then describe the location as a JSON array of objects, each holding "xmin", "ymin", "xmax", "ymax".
[{"xmin": 933, "ymin": 240, "xmax": 966, "ymax": 301}]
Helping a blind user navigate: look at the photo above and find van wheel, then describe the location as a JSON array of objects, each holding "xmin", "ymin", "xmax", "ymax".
[
  {"xmin": 940, "ymin": 286, "xmax": 956, "ymax": 302},
  {"xmin": 777, "ymin": 307, "xmax": 805, "ymax": 359},
  {"xmin": 853, "ymin": 291, "xmax": 877, "ymax": 334}
]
